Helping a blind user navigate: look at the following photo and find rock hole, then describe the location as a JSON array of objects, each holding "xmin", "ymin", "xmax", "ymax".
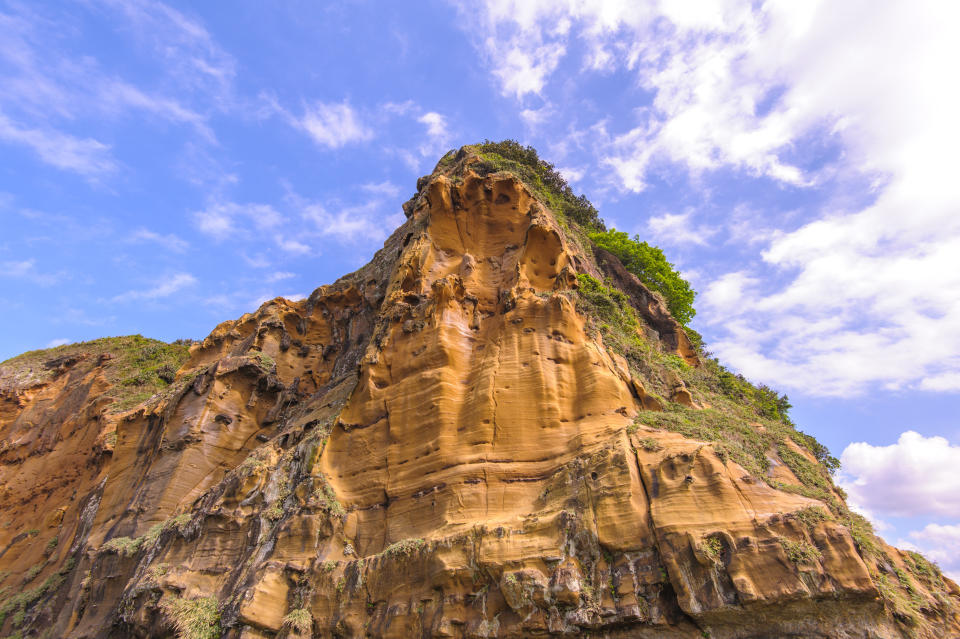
[{"xmin": 591, "ymin": 472, "xmax": 599, "ymax": 481}]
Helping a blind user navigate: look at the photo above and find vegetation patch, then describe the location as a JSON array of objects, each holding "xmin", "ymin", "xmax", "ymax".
[
  {"xmin": 780, "ymin": 539, "xmax": 822, "ymax": 565},
  {"xmin": 469, "ymin": 140, "xmax": 605, "ymax": 232},
  {"xmin": 574, "ymin": 273, "xmax": 647, "ymax": 358},
  {"xmin": 100, "ymin": 514, "xmax": 193, "ymax": 557},
  {"xmin": 791, "ymin": 506, "xmax": 831, "ymax": 529},
  {"xmin": 695, "ymin": 357, "xmax": 796, "ymax": 426},
  {"xmin": 703, "ymin": 536, "xmax": 724, "ymax": 563},
  {"xmin": 873, "ymin": 571, "xmax": 921, "ymax": 626},
  {"xmin": 314, "ymin": 475, "xmax": 345, "ymax": 517},
  {"xmin": 248, "ymin": 350, "xmax": 276, "ymax": 372},
  {"xmin": 633, "ymin": 407, "xmax": 773, "ymax": 478},
  {"xmin": 383, "ymin": 538, "xmax": 426, "ymax": 559},
  {"xmin": 589, "ymin": 229, "xmax": 696, "ymax": 326},
  {"xmin": 0, "ymin": 335, "xmax": 192, "ymax": 413},
  {"xmin": 282, "ymin": 607, "xmax": 312, "ymax": 634},
  {"xmin": 160, "ymin": 595, "xmax": 220, "ymax": 639},
  {"xmin": 636, "ymin": 437, "xmax": 663, "ymax": 452},
  {"xmin": 0, "ymin": 570, "xmax": 66, "ymax": 629}
]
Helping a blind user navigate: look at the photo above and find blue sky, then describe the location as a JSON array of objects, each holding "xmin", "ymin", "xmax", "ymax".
[{"xmin": 2, "ymin": 0, "xmax": 958, "ymax": 576}]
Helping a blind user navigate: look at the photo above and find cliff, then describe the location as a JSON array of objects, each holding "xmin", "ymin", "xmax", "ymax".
[{"xmin": 1, "ymin": 145, "xmax": 958, "ymax": 639}]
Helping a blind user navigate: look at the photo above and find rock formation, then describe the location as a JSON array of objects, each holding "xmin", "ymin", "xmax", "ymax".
[{"xmin": 1, "ymin": 145, "xmax": 958, "ymax": 638}]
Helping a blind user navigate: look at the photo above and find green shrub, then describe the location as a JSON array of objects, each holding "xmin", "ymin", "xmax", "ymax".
[
  {"xmin": 589, "ymin": 229, "xmax": 697, "ymax": 326},
  {"xmin": 702, "ymin": 357, "xmax": 794, "ymax": 424},
  {"xmin": 160, "ymin": 595, "xmax": 220, "ymax": 639},
  {"xmin": 0, "ymin": 571, "xmax": 65, "ymax": 630}
]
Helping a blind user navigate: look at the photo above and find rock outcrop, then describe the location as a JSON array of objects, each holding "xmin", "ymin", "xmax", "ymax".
[{"xmin": 1, "ymin": 147, "xmax": 958, "ymax": 638}]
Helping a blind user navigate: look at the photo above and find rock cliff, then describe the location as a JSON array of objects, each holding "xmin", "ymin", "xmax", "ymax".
[{"xmin": 1, "ymin": 145, "xmax": 958, "ymax": 638}]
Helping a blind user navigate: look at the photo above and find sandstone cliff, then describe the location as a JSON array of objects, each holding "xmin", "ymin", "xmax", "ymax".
[{"xmin": 1, "ymin": 145, "xmax": 958, "ymax": 639}]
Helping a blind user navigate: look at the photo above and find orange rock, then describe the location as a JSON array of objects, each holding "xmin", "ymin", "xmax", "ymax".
[{"xmin": 0, "ymin": 149, "xmax": 956, "ymax": 639}]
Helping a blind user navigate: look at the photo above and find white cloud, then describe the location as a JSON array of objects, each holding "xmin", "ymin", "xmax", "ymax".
[
  {"xmin": 129, "ymin": 228, "xmax": 189, "ymax": 253},
  {"xmin": 919, "ymin": 373, "xmax": 960, "ymax": 393},
  {"xmin": 647, "ymin": 211, "xmax": 716, "ymax": 246},
  {"xmin": 193, "ymin": 202, "xmax": 283, "ymax": 237},
  {"xmin": 701, "ymin": 271, "xmax": 760, "ymax": 314},
  {"xmin": 300, "ymin": 101, "xmax": 373, "ymax": 149},
  {"xmin": 520, "ymin": 105, "xmax": 553, "ymax": 127},
  {"xmin": 418, "ymin": 112, "xmax": 448, "ymax": 139},
  {"xmin": 241, "ymin": 253, "xmax": 272, "ymax": 269},
  {"xmin": 899, "ymin": 523, "xmax": 960, "ymax": 583},
  {"xmin": 93, "ymin": 0, "xmax": 236, "ymax": 98},
  {"xmin": 556, "ymin": 166, "xmax": 584, "ymax": 183},
  {"xmin": 113, "ymin": 272, "xmax": 197, "ymax": 302},
  {"xmin": 838, "ymin": 431, "xmax": 960, "ymax": 519},
  {"xmin": 0, "ymin": 112, "xmax": 116, "ymax": 176},
  {"xmin": 414, "ymin": 110, "xmax": 453, "ymax": 167},
  {"xmin": 45, "ymin": 338, "xmax": 70, "ymax": 348},
  {"xmin": 463, "ymin": 0, "xmax": 960, "ymax": 395},
  {"xmin": 302, "ymin": 202, "xmax": 389, "ymax": 243},
  {"xmin": 0, "ymin": 1, "xmax": 232, "ymax": 175},
  {"xmin": 267, "ymin": 271, "xmax": 295, "ymax": 282},
  {"xmin": 274, "ymin": 235, "xmax": 311, "ymax": 255},
  {"xmin": 0, "ymin": 258, "xmax": 60, "ymax": 286},
  {"xmin": 1, "ymin": 259, "xmax": 37, "ymax": 278},
  {"xmin": 361, "ymin": 181, "xmax": 401, "ymax": 197}
]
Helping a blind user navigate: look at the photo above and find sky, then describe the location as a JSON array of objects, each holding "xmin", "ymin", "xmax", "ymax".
[{"xmin": 1, "ymin": 0, "xmax": 958, "ymax": 578}]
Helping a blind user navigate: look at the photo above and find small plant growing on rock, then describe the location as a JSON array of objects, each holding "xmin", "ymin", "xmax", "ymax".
[
  {"xmin": 22, "ymin": 564, "xmax": 42, "ymax": 584},
  {"xmin": 160, "ymin": 595, "xmax": 220, "ymax": 639},
  {"xmin": 101, "ymin": 535, "xmax": 143, "ymax": 557},
  {"xmin": 315, "ymin": 478, "xmax": 345, "ymax": 517},
  {"xmin": 637, "ymin": 437, "xmax": 663, "ymax": 452},
  {"xmin": 792, "ymin": 506, "xmax": 830, "ymax": 529},
  {"xmin": 780, "ymin": 539, "xmax": 822, "ymax": 565},
  {"xmin": 383, "ymin": 538, "xmax": 426, "ymax": 559},
  {"xmin": 703, "ymin": 537, "xmax": 723, "ymax": 563},
  {"xmin": 282, "ymin": 607, "xmax": 312, "ymax": 634},
  {"xmin": 248, "ymin": 350, "xmax": 275, "ymax": 371}
]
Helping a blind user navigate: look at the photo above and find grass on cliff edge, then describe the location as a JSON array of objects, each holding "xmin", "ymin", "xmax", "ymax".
[
  {"xmin": 0, "ymin": 335, "xmax": 193, "ymax": 413},
  {"xmin": 464, "ymin": 140, "xmax": 606, "ymax": 233}
]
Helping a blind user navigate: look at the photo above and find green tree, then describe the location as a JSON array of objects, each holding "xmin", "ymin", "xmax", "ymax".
[{"xmin": 589, "ymin": 229, "xmax": 697, "ymax": 326}]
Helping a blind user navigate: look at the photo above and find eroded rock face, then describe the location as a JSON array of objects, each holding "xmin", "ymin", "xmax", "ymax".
[{"xmin": 1, "ymin": 155, "xmax": 958, "ymax": 639}]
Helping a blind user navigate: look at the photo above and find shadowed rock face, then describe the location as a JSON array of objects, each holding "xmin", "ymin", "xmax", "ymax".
[{"xmin": 1, "ymin": 153, "xmax": 958, "ymax": 639}]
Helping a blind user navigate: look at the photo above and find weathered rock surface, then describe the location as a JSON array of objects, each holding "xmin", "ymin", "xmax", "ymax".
[{"xmin": 1, "ymin": 149, "xmax": 958, "ymax": 638}]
